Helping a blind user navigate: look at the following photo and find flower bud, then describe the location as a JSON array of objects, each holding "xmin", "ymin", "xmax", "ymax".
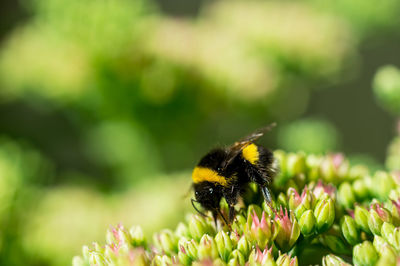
[
  {"xmin": 276, "ymin": 253, "xmax": 298, "ymax": 266},
  {"xmin": 237, "ymin": 236, "xmax": 251, "ymax": 258},
  {"xmin": 337, "ymin": 182, "xmax": 356, "ymax": 209},
  {"xmin": 320, "ymin": 153, "xmax": 348, "ymax": 182},
  {"xmin": 354, "ymin": 205, "xmax": 371, "ymax": 234},
  {"xmin": 288, "ymin": 188, "xmax": 302, "ymax": 211},
  {"xmin": 130, "ymin": 225, "xmax": 146, "ymax": 247},
  {"xmin": 215, "ymin": 231, "xmax": 233, "ymax": 262},
  {"xmin": 274, "ymin": 209, "xmax": 300, "ymax": 251},
  {"xmin": 368, "ymin": 203, "xmax": 392, "ymax": 236},
  {"xmin": 322, "ymin": 254, "xmax": 351, "ymax": 266},
  {"xmin": 245, "ymin": 211, "xmax": 273, "ymax": 249},
  {"xmin": 294, "ymin": 204, "xmax": 308, "ymax": 220},
  {"xmin": 153, "ymin": 229, "xmax": 178, "ymax": 255},
  {"xmin": 353, "ymin": 241, "xmax": 379, "ymax": 266},
  {"xmin": 248, "ymin": 247, "xmax": 276, "ymax": 266},
  {"xmin": 287, "ymin": 153, "xmax": 306, "ymax": 177},
  {"xmin": 312, "ymin": 180, "xmax": 336, "ymax": 202},
  {"xmin": 371, "ymin": 171, "xmax": 396, "ymax": 200},
  {"xmin": 352, "ymin": 179, "xmax": 369, "ymax": 200},
  {"xmin": 247, "ymin": 204, "xmax": 263, "ymax": 225},
  {"xmin": 82, "ymin": 245, "xmax": 90, "ymax": 261},
  {"xmin": 322, "ymin": 235, "xmax": 350, "ymax": 255},
  {"xmin": 277, "ymin": 192, "xmax": 288, "ymax": 208},
  {"xmin": 197, "ymin": 234, "xmax": 218, "ymax": 260},
  {"xmin": 179, "ymin": 239, "xmax": 198, "ymax": 261},
  {"xmin": 89, "ymin": 252, "xmax": 106, "ymax": 266},
  {"xmin": 298, "ymin": 210, "xmax": 316, "ymax": 237},
  {"xmin": 188, "ymin": 215, "xmax": 215, "ymax": 241},
  {"xmin": 340, "ymin": 215, "xmax": 360, "ymax": 245},
  {"xmin": 314, "ymin": 198, "xmax": 335, "ymax": 233},
  {"xmin": 153, "ymin": 255, "xmax": 173, "ymax": 265},
  {"xmin": 227, "ymin": 250, "xmax": 245, "ymax": 266},
  {"xmin": 175, "ymin": 222, "xmax": 190, "ymax": 239},
  {"xmin": 380, "ymin": 222, "xmax": 395, "ymax": 245}
]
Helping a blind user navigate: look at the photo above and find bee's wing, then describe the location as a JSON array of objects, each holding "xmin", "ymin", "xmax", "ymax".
[{"xmin": 222, "ymin": 122, "xmax": 276, "ymax": 170}]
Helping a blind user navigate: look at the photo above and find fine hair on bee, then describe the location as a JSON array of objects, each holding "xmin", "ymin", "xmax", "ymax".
[{"xmin": 191, "ymin": 123, "xmax": 279, "ymax": 227}]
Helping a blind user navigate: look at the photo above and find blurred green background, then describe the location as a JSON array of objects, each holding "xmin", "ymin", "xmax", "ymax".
[{"xmin": 0, "ymin": 0, "xmax": 400, "ymax": 264}]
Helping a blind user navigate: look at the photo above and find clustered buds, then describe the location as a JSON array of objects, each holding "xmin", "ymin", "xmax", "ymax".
[{"xmin": 73, "ymin": 152, "xmax": 400, "ymax": 265}]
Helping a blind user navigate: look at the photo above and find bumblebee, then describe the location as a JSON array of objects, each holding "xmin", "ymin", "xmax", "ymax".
[{"xmin": 191, "ymin": 123, "xmax": 278, "ymax": 225}]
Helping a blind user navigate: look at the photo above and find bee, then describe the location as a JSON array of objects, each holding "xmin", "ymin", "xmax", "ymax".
[{"xmin": 191, "ymin": 123, "xmax": 279, "ymax": 226}]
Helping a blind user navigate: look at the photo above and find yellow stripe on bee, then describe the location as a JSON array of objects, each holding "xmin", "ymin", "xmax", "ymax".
[
  {"xmin": 242, "ymin": 143, "xmax": 259, "ymax": 164},
  {"xmin": 192, "ymin": 167, "xmax": 228, "ymax": 186}
]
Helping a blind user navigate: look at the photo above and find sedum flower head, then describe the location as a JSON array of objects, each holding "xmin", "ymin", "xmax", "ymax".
[{"xmin": 73, "ymin": 151, "xmax": 400, "ymax": 265}]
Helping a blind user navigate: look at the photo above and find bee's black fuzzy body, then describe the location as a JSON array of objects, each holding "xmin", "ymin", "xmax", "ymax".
[{"xmin": 191, "ymin": 125, "xmax": 278, "ymax": 225}]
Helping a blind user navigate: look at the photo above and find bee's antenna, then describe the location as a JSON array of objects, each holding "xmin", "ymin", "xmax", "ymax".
[{"xmin": 191, "ymin": 198, "xmax": 208, "ymax": 217}]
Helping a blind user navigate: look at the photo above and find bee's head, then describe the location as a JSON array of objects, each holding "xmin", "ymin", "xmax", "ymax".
[{"xmin": 193, "ymin": 182, "xmax": 222, "ymax": 211}]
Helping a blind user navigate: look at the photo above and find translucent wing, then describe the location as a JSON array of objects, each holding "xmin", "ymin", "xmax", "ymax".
[{"xmin": 222, "ymin": 122, "xmax": 276, "ymax": 170}]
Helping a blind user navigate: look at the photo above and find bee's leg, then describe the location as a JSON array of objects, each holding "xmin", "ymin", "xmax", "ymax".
[
  {"xmin": 261, "ymin": 185, "xmax": 272, "ymax": 203},
  {"xmin": 212, "ymin": 210, "xmax": 219, "ymax": 229},
  {"xmin": 228, "ymin": 205, "xmax": 235, "ymax": 224}
]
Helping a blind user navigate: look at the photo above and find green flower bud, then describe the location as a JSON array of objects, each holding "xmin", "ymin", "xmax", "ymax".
[
  {"xmin": 352, "ymin": 179, "xmax": 369, "ymax": 200},
  {"xmin": 197, "ymin": 234, "xmax": 218, "ymax": 260},
  {"xmin": 368, "ymin": 204, "xmax": 392, "ymax": 236},
  {"xmin": 82, "ymin": 245, "xmax": 90, "ymax": 261},
  {"xmin": 392, "ymin": 228, "xmax": 400, "ymax": 250},
  {"xmin": 130, "ymin": 225, "xmax": 146, "ymax": 247},
  {"xmin": 380, "ymin": 222, "xmax": 395, "ymax": 245},
  {"xmin": 232, "ymin": 214, "xmax": 246, "ymax": 234},
  {"xmin": 306, "ymin": 154, "xmax": 323, "ymax": 181},
  {"xmin": 320, "ymin": 154, "xmax": 348, "ymax": 182},
  {"xmin": 153, "ymin": 254, "xmax": 173, "ymax": 265},
  {"xmin": 322, "ymin": 235, "xmax": 350, "ymax": 255},
  {"xmin": 375, "ymin": 240, "xmax": 397, "ymax": 266},
  {"xmin": 341, "ymin": 215, "xmax": 360, "ymax": 245},
  {"xmin": 215, "ymin": 231, "xmax": 233, "ymax": 262},
  {"xmin": 188, "ymin": 215, "xmax": 215, "ymax": 241},
  {"xmin": 153, "ymin": 229, "xmax": 178, "ymax": 255},
  {"xmin": 248, "ymin": 247, "xmax": 276, "ymax": 266},
  {"xmin": 337, "ymin": 182, "xmax": 356, "ymax": 209},
  {"xmin": 322, "ymin": 254, "xmax": 351, "ymax": 266},
  {"xmin": 89, "ymin": 252, "xmax": 106, "ymax": 266},
  {"xmin": 104, "ymin": 245, "xmax": 117, "ymax": 262},
  {"xmin": 299, "ymin": 210, "xmax": 316, "ymax": 237},
  {"xmin": 274, "ymin": 209, "xmax": 300, "ymax": 251},
  {"xmin": 372, "ymin": 171, "xmax": 396, "ymax": 200},
  {"xmin": 314, "ymin": 198, "xmax": 335, "ymax": 233},
  {"xmin": 228, "ymin": 250, "xmax": 245, "ymax": 266},
  {"xmin": 178, "ymin": 248, "xmax": 191, "ymax": 266},
  {"xmin": 245, "ymin": 211, "xmax": 273, "ymax": 249},
  {"xmin": 277, "ymin": 192, "xmax": 288, "ymax": 208},
  {"xmin": 353, "ymin": 241, "xmax": 379, "ymax": 266},
  {"xmin": 287, "ymin": 153, "xmax": 306, "ymax": 177},
  {"xmin": 247, "ymin": 204, "xmax": 263, "ymax": 224},
  {"xmin": 175, "ymin": 222, "xmax": 190, "ymax": 239},
  {"xmin": 212, "ymin": 258, "xmax": 226, "ymax": 266},
  {"xmin": 276, "ymin": 253, "xmax": 298, "ymax": 266},
  {"xmin": 294, "ymin": 203, "xmax": 308, "ymax": 220},
  {"xmin": 237, "ymin": 236, "xmax": 251, "ymax": 258},
  {"xmin": 354, "ymin": 205, "xmax": 371, "ymax": 234},
  {"xmin": 92, "ymin": 242, "xmax": 104, "ymax": 253},
  {"xmin": 179, "ymin": 239, "xmax": 198, "ymax": 261}
]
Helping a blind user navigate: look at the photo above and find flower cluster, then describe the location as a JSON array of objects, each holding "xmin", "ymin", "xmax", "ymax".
[{"xmin": 73, "ymin": 151, "xmax": 400, "ymax": 265}]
